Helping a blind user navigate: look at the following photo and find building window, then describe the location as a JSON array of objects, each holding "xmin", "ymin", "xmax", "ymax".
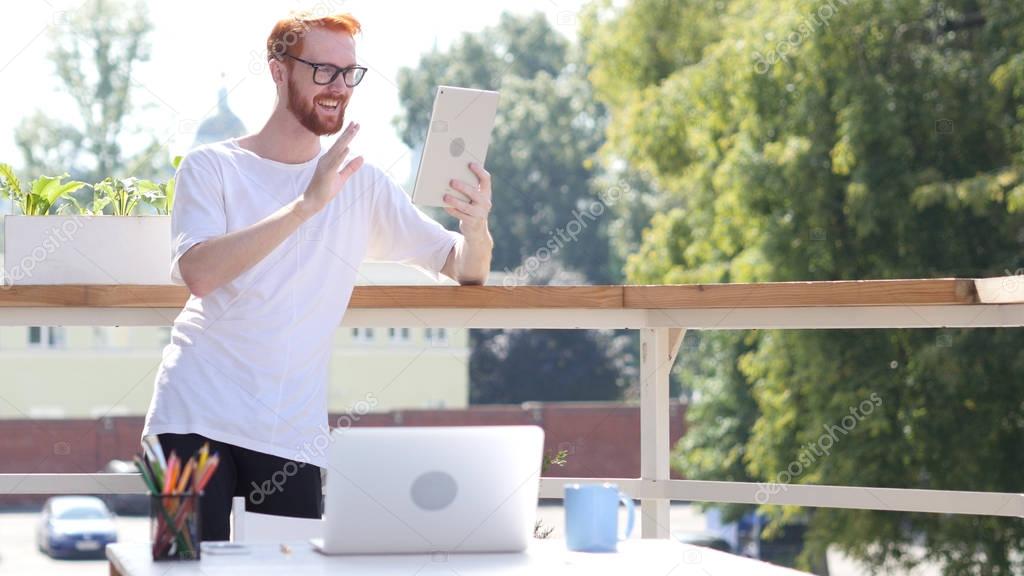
[
  {"xmin": 425, "ymin": 327, "xmax": 448, "ymax": 346},
  {"xmin": 28, "ymin": 327, "xmax": 66, "ymax": 349},
  {"xmin": 48, "ymin": 327, "xmax": 66, "ymax": 348},
  {"xmin": 352, "ymin": 327, "xmax": 375, "ymax": 343},
  {"xmin": 388, "ymin": 327, "xmax": 411, "ymax": 343},
  {"xmin": 29, "ymin": 406, "xmax": 66, "ymax": 419},
  {"xmin": 93, "ymin": 327, "xmax": 109, "ymax": 349},
  {"xmin": 90, "ymin": 406, "xmax": 129, "ymax": 418}
]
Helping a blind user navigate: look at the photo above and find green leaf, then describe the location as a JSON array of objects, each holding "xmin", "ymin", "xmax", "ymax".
[
  {"xmin": 164, "ymin": 175, "xmax": 175, "ymax": 212},
  {"xmin": 23, "ymin": 192, "xmax": 48, "ymax": 215},
  {"xmin": 0, "ymin": 163, "xmax": 23, "ymax": 201},
  {"xmin": 65, "ymin": 195, "xmax": 87, "ymax": 215},
  {"xmin": 89, "ymin": 175, "xmax": 168, "ymax": 215},
  {"xmin": 135, "ymin": 179, "xmax": 160, "ymax": 193},
  {"xmin": 90, "ymin": 196, "xmax": 112, "ymax": 214},
  {"xmin": 30, "ymin": 173, "xmax": 88, "ymax": 207}
]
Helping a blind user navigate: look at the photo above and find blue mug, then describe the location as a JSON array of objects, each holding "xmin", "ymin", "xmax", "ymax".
[{"xmin": 564, "ymin": 483, "xmax": 635, "ymax": 552}]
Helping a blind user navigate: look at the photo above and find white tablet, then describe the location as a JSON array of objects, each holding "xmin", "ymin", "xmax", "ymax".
[{"xmin": 411, "ymin": 86, "xmax": 500, "ymax": 207}]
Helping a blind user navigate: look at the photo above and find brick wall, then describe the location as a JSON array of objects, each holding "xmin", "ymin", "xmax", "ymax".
[{"xmin": 0, "ymin": 402, "xmax": 687, "ymax": 507}]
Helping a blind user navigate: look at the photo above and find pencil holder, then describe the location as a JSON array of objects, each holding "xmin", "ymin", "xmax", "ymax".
[{"xmin": 150, "ymin": 492, "xmax": 201, "ymax": 561}]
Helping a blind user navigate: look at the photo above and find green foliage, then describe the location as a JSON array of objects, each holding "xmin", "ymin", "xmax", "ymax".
[
  {"xmin": 0, "ymin": 164, "xmax": 87, "ymax": 216},
  {"xmin": 149, "ymin": 155, "xmax": 183, "ymax": 215},
  {"xmin": 543, "ymin": 449, "xmax": 570, "ymax": 472},
  {"xmin": 535, "ymin": 449, "xmax": 570, "ymax": 539},
  {"xmin": 0, "ymin": 164, "xmax": 22, "ymax": 208},
  {"xmin": 395, "ymin": 12, "xmax": 613, "ymax": 281},
  {"xmin": 73, "ymin": 177, "xmax": 165, "ymax": 216},
  {"xmin": 14, "ymin": 0, "xmax": 172, "ymax": 183},
  {"xmin": 585, "ymin": 0, "xmax": 1024, "ymax": 573},
  {"xmin": 470, "ymin": 326, "xmax": 633, "ymax": 403},
  {"xmin": 1, "ymin": 163, "xmax": 175, "ymax": 217},
  {"xmin": 469, "ymin": 256, "xmax": 636, "ymax": 405}
]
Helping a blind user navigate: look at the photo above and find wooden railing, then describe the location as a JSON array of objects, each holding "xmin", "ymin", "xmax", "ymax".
[{"xmin": 1, "ymin": 276, "xmax": 1023, "ymax": 538}]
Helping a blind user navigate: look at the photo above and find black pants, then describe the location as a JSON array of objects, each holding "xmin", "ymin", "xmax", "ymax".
[{"xmin": 157, "ymin": 433, "xmax": 322, "ymax": 542}]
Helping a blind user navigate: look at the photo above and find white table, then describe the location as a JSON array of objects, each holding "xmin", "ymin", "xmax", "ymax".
[{"xmin": 107, "ymin": 539, "xmax": 811, "ymax": 575}]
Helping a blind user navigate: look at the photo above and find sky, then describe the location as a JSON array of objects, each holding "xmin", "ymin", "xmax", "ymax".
[{"xmin": 0, "ymin": 0, "xmax": 589, "ymax": 185}]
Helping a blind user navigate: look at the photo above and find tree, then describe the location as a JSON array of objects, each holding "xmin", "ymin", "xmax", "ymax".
[
  {"xmin": 15, "ymin": 0, "xmax": 165, "ymax": 183},
  {"xmin": 395, "ymin": 12, "xmax": 614, "ymax": 282},
  {"xmin": 471, "ymin": 264, "xmax": 636, "ymax": 404},
  {"xmin": 584, "ymin": 0, "xmax": 1024, "ymax": 573},
  {"xmin": 395, "ymin": 12, "xmax": 635, "ymax": 404}
]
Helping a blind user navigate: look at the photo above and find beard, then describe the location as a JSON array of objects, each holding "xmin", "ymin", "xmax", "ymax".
[{"xmin": 286, "ymin": 78, "xmax": 347, "ymax": 136}]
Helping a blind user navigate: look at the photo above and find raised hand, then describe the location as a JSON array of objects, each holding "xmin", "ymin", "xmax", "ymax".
[{"xmin": 301, "ymin": 121, "xmax": 364, "ymax": 214}]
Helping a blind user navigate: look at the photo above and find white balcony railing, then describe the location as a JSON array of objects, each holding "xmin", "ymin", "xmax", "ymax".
[{"xmin": 1, "ymin": 277, "xmax": 1022, "ymax": 538}]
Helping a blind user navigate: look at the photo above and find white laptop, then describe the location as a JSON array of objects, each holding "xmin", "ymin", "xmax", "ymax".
[
  {"xmin": 312, "ymin": 425, "xmax": 544, "ymax": 555},
  {"xmin": 411, "ymin": 86, "xmax": 500, "ymax": 207}
]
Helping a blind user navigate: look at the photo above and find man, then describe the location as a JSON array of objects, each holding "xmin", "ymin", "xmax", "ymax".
[{"xmin": 142, "ymin": 11, "xmax": 494, "ymax": 541}]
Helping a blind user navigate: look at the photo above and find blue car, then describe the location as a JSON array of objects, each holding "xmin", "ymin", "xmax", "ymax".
[{"xmin": 36, "ymin": 496, "xmax": 119, "ymax": 558}]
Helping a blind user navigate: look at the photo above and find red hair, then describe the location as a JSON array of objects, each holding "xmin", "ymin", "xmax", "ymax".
[{"xmin": 266, "ymin": 11, "xmax": 361, "ymax": 63}]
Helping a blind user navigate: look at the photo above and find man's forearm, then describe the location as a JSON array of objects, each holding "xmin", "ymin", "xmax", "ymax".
[
  {"xmin": 445, "ymin": 225, "xmax": 493, "ymax": 285},
  {"xmin": 177, "ymin": 198, "xmax": 316, "ymax": 297}
]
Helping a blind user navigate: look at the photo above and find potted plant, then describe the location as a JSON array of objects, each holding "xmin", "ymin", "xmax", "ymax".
[{"xmin": 1, "ymin": 160, "xmax": 178, "ymax": 286}]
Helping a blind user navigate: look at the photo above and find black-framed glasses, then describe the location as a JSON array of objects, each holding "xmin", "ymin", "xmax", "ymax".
[{"xmin": 281, "ymin": 53, "xmax": 367, "ymax": 87}]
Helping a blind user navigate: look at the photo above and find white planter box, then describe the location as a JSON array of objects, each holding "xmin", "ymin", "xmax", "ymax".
[{"xmin": 2, "ymin": 215, "xmax": 171, "ymax": 285}]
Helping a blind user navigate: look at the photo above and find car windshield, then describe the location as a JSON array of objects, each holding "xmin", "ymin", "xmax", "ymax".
[{"xmin": 56, "ymin": 507, "xmax": 109, "ymax": 520}]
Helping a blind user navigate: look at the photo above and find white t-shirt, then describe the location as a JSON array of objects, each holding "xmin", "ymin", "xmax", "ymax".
[{"xmin": 142, "ymin": 139, "xmax": 461, "ymax": 468}]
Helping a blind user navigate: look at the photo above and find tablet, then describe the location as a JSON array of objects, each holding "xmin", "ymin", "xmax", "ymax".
[{"xmin": 411, "ymin": 86, "xmax": 500, "ymax": 207}]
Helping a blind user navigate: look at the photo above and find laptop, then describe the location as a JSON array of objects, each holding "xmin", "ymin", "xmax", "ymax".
[
  {"xmin": 312, "ymin": 425, "xmax": 544, "ymax": 555},
  {"xmin": 411, "ymin": 86, "xmax": 500, "ymax": 207}
]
